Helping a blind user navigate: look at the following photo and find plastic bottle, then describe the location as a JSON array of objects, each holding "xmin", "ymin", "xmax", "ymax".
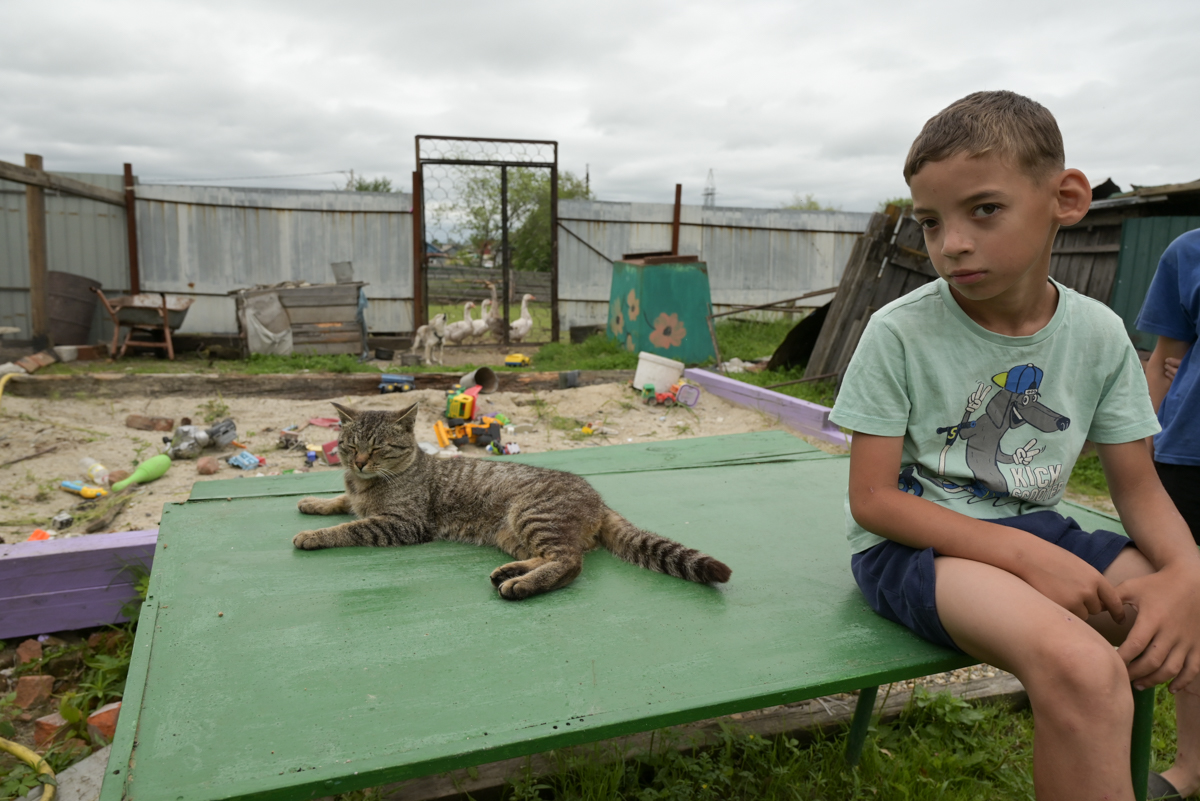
[{"xmin": 79, "ymin": 457, "xmax": 110, "ymax": 486}]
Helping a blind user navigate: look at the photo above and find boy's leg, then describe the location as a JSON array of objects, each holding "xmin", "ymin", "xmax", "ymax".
[
  {"xmin": 935, "ymin": 555, "xmax": 1136, "ymax": 800},
  {"xmin": 1090, "ymin": 548, "xmax": 1200, "ymax": 798}
]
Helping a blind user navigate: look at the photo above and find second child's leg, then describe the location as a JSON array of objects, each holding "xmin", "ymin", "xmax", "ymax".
[{"xmin": 935, "ymin": 555, "xmax": 1135, "ymax": 801}]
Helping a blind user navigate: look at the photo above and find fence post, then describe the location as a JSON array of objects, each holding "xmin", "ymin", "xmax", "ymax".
[
  {"xmin": 124, "ymin": 163, "xmax": 140, "ymax": 295},
  {"xmin": 24, "ymin": 154, "xmax": 49, "ymax": 349}
]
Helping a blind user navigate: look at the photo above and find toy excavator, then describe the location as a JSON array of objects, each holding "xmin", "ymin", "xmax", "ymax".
[{"xmin": 434, "ymin": 417, "xmax": 504, "ymax": 449}]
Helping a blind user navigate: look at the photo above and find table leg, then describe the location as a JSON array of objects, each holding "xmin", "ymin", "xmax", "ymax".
[
  {"xmin": 1131, "ymin": 685, "xmax": 1154, "ymax": 801},
  {"xmin": 844, "ymin": 685, "xmax": 879, "ymax": 766}
]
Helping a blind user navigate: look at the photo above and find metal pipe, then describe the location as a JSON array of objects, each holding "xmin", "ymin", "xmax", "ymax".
[
  {"xmin": 411, "ymin": 170, "xmax": 425, "ymax": 328},
  {"xmin": 501, "ymin": 165, "xmax": 510, "ymax": 345},
  {"xmin": 550, "ymin": 155, "xmax": 560, "ymax": 343},
  {"xmin": 844, "ymin": 685, "xmax": 878, "ymax": 766},
  {"xmin": 671, "ymin": 184, "xmax": 682, "ymax": 255},
  {"xmin": 124, "ymin": 163, "xmax": 141, "ymax": 296},
  {"xmin": 25, "ymin": 154, "xmax": 49, "ymax": 349}
]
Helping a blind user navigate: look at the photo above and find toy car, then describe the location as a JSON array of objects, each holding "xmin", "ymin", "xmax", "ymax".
[
  {"xmin": 379, "ymin": 373, "xmax": 415, "ymax": 393},
  {"xmin": 505, "ymin": 353, "xmax": 532, "ymax": 368}
]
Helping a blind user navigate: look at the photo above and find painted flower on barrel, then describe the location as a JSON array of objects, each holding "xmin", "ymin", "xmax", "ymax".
[
  {"xmin": 611, "ymin": 304, "xmax": 624, "ymax": 335},
  {"xmin": 626, "ymin": 289, "xmax": 641, "ymax": 321},
  {"xmin": 625, "ymin": 334, "xmax": 635, "ymax": 352},
  {"xmin": 649, "ymin": 312, "xmax": 686, "ymax": 349}
]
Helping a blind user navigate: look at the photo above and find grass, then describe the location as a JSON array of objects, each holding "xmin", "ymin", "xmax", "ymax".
[
  {"xmin": 378, "ymin": 683, "xmax": 1181, "ymax": 801},
  {"xmin": 1068, "ymin": 451, "xmax": 1110, "ymax": 496}
]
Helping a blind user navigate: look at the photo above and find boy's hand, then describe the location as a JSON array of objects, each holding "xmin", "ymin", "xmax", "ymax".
[
  {"xmin": 1116, "ymin": 563, "xmax": 1200, "ymax": 693},
  {"xmin": 1016, "ymin": 542, "xmax": 1126, "ymax": 622}
]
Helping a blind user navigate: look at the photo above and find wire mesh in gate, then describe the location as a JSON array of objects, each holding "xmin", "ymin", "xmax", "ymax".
[{"xmin": 416, "ymin": 137, "xmax": 558, "ymax": 345}]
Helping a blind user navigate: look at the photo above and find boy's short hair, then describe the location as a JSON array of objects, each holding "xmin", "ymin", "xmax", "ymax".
[{"xmin": 904, "ymin": 90, "xmax": 1065, "ymax": 184}]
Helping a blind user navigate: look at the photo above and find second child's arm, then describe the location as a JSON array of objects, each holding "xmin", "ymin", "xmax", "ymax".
[{"xmin": 848, "ymin": 432, "xmax": 1126, "ymax": 621}]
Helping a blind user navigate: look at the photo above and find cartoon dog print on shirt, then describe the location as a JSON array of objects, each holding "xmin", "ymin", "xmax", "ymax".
[{"xmin": 909, "ymin": 363, "xmax": 1071, "ymax": 504}]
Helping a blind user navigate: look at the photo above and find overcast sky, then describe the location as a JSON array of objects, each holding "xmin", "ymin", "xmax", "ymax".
[{"xmin": 3, "ymin": 0, "xmax": 1197, "ymax": 211}]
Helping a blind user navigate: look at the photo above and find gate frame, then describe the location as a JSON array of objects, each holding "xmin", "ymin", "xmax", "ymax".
[{"xmin": 414, "ymin": 136, "xmax": 559, "ymax": 343}]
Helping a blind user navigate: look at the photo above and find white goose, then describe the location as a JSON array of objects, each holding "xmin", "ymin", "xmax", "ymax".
[
  {"xmin": 444, "ymin": 301, "xmax": 476, "ymax": 346},
  {"xmin": 509, "ymin": 294, "xmax": 536, "ymax": 343},
  {"xmin": 471, "ymin": 299, "xmax": 492, "ymax": 339}
]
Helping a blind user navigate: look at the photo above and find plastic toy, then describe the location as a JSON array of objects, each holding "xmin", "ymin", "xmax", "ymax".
[
  {"xmin": 79, "ymin": 457, "xmax": 110, "ymax": 485},
  {"xmin": 675, "ymin": 382, "xmax": 701, "ymax": 407},
  {"xmin": 379, "ymin": 374, "xmax": 415, "ymax": 393},
  {"xmin": 486, "ymin": 442, "xmax": 521, "ymax": 455},
  {"xmin": 446, "ymin": 392, "xmax": 475, "ymax": 422},
  {"xmin": 164, "ymin": 418, "xmax": 237, "ymax": 459},
  {"xmin": 322, "ymin": 441, "xmax": 340, "ymax": 466},
  {"xmin": 60, "ymin": 480, "xmax": 109, "ymax": 499},
  {"xmin": 228, "ymin": 451, "xmax": 265, "ymax": 470},
  {"xmin": 504, "ymin": 353, "xmax": 531, "ymax": 368},
  {"xmin": 434, "ymin": 416, "xmax": 504, "ymax": 449},
  {"xmin": 640, "ymin": 384, "xmax": 655, "ymax": 403},
  {"xmin": 305, "ymin": 450, "xmax": 317, "ymax": 467},
  {"xmin": 112, "ymin": 454, "xmax": 172, "ymax": 491}
]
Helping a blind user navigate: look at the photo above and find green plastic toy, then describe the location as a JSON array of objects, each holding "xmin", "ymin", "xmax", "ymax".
[{"xmin": 112, "ymin": 453, "xmax": 172, "ymax": 492}]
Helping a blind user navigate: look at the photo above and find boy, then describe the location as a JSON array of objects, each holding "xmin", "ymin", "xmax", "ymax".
[
  {"xmin": 1137, "ymin": 228, "xmax": 1200, "ymax": 546},
  {"xmin": 829, "ymin": 91, "xmax": 1200, "ymax": 800}
]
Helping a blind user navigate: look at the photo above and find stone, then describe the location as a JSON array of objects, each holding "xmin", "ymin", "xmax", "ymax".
[
  {"xmin": 34, "ymin": 711, "xmax": 67, "ymax": 747},
  {"xmin": 14, "ymin": 674, "xmax": 54, "ymax": 708},
  {"xmin": 26, "ymin": 744, "xmax": 111, "ymax": 801},
  {"xmin": 107, "ymin": 469, "xmax": 131, "ymax": 486},
  {"xmin": 196, "ymin": 456, "xmax": 220, "ymax": 475},
  {"xmin": 16, "ymin": 638, "xmax": 43, "ymax": 664},
  {"xmin": 87, "ymin": 701, "xmax": 121, "ymax": 741}
]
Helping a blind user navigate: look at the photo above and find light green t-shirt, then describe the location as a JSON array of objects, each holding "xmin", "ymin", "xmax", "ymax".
[{"xmin": 829, "ymin": 279, "xmax": 1161, "ymax": 553}]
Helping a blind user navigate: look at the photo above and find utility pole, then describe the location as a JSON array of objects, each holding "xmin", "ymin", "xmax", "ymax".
[{"xmin": 703, "ymin": 169, "xmax": 716, "ymax": 208}]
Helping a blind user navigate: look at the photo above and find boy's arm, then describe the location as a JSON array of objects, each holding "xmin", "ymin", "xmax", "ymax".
[
  {"xmin": 1099, "ymin": 439, "xmax": 1200, "ymax": 692},
  {"xmin": 848, "ymin": 432, "xmax": 1125, "ymax": 620},
  {"xmin": 1145, "ymin": 335, "xmax": 1190, "ymax": 414}
]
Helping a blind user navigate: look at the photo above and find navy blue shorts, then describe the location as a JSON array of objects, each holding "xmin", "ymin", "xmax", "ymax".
[{"xmin": 850, "ymin": 510, "xmax": 1133, "ymax": 652}]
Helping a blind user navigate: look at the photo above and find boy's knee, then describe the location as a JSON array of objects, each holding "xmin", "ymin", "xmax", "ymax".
[{"xmin": 1032, "ymin": 636, "xmax": 1130, "ymax": 705}]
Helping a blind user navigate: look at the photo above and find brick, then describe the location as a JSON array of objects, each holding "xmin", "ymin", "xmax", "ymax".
[
  {"xmin": 14, "ymin": 675, "xmax": 54, "ymax": 709},
  {"xmin": 197, "ymin": 456, "xmax": 220, "ymax": 475},
  {"xmin": 125, "ymin": 415, "xmax": 175, "ymax": 432},
  {"xmin": 16, "ymin": 638, "xmax": 43, "ymax": 664},
  {"xmin": 107, "ymin": 469, "xmax": 131, "ymax": 486},
  {"xmin": 87, "ymin": 701, "xmax": 121, "ymax": 741},
  {"xmin": 34, "ymin": 711, "xmax": 67, "ymax": 748}
]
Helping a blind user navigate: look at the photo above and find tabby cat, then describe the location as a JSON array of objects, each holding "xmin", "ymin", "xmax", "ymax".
[{"xmin": 293, "ymin": 402, "xmax": 732, "ymax": 599}]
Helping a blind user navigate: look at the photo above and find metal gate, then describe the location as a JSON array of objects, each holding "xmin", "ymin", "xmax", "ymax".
[{"xmin": 414, "ymin": 136, "xmax": 559, "ymax": 344}]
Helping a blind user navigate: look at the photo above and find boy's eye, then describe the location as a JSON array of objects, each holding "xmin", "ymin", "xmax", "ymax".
[
  {"xmin": 919, "ymin": 217, "xmax": 939, "ymax": 230},
  {"xmin": 973, "ymin": 203, "xmax": 1000, "ymax": 218}
]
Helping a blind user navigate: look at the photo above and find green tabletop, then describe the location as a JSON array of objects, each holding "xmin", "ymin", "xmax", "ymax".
[{"xmin": 102, "ymin": 433, "xmax": 1121, "ymax": 801}]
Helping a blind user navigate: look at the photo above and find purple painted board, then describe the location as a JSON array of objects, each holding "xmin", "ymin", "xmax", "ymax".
[
  {"xmin": 0, "ymin": 530, "xmax": 157, "ymax": 639},
  {"xmin": 683, "ymin": 368, "xmax": 851, "ymax": 448}
]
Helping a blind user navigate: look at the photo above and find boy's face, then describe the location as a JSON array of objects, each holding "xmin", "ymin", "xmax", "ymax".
[{"xmin": 909, "ymin": 152, "xmax": 1086, "ymax": 305}]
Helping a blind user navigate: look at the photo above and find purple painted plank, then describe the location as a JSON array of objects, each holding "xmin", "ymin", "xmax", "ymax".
[
  {"xmin": 684, "ymin": 369, "xmax": 851, "ymax": 448},
  {"xmin": 0, "ymin": 530, "xmax": 157, "ymax": 639}
]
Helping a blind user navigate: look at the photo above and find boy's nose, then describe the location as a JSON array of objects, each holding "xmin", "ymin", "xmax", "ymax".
[{"xmin": 941, "ymin": 226, "xmax": 973, "ymax": 257}]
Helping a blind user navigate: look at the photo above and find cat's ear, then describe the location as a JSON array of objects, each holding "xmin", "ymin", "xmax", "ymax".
[
  {"xmin": 392, "ymin": 403, "xmax": 418, "ymax": 430},
  {"xmin": 331, "ymin": 402, "xmax": 358, "ymax": 424}
]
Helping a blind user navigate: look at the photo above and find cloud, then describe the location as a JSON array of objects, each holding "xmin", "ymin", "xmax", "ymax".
[{"xmin": 1, "ymin": 0, "xmax": 1197, "ymax": 209}]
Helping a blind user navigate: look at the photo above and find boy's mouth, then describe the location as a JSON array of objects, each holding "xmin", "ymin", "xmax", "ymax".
[{"xmin": 946, "ymin": 270, "xmax": 986, "ymax": 286}]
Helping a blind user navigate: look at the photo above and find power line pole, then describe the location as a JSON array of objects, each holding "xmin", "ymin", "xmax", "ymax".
[{"xmin": 703, "ymin": 169, "xmax": 716, "ymax": 208}]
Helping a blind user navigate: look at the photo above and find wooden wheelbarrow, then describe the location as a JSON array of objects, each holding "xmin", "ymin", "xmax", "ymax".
[{"xmin": 90, "ymin": 288, "xmax": 194, "ymax": 360}]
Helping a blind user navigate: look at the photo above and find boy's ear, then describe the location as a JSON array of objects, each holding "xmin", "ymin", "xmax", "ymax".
[
  {"xmin": 1052, "ymin": 168, "xmax": 1091, "ymax": 227},
  {"xmin": 331, "ymin": 402, "xmax": 357, "ymax": 424}
]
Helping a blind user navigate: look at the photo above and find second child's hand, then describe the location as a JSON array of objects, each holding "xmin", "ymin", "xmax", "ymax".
[{"xmin": 1116, "ymin": 563, "xmax": 1200, "ymax": 693}]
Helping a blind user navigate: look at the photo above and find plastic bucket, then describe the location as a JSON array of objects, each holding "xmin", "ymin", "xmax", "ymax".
[
  {"xmin": 47, "ymin": 271, "xmax": 101, "ymax": 345},
  {"xmin": 460, "ymin": 366, "xmax": 499, "ymax": 393},
  {"xmin": 633, "ymin": 352, "xmax": 684, "ymax": 393}
]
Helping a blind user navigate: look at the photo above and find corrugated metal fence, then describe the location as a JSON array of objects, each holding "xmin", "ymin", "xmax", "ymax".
[
  {"xmin": 556, "ymin": 199, "xmax": 872, "ymax": 334},
  {"xmin": 1111, "ymin": 216, "xmax": 1200, "ymax": 350},
  {"xmin": 0, "ymin": 174, "xmax": 415, "ymax": 340}
]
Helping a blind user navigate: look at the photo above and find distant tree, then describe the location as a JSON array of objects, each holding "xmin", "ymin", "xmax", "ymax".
[
  {"xmin": 877, "ymin": 196, "xmax": 914, "ymax": 212},
  {"xmin": 781, "ymin": 193, "xmax": 841, "ymax": 211},
  {"xmin": 345, "ymin": 171, "xmax": 394, "ymax": 192},
  {"xmin": 440, "ymin": 169, "xmax": 591, "ymax": 270}
]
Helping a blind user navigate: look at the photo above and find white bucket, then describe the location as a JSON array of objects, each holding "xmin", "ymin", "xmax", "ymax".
[{"xmin": 633, "ymin": 351, "xmax": 685, "ymax": 393}]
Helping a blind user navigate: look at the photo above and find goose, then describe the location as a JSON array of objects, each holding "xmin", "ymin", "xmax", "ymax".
[
  {"xmin": 509, "ymin": 294, "xmax": 536, "ymax": 343},
  {"xmin": 471, "ymin": 299, "xmax": 492, "ymax": 339},
  {"xmin": 410, "ymin": 313, "xmax": 447, "ymax": 365},
  {"xmin": 444, "ymin": 301, "xmax": 476, "ymax": 345}
]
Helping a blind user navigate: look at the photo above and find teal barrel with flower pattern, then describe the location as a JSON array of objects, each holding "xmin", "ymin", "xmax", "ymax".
[{"xmin": 606, "ymin": 257, "xmax": 716, "ymax": 365}]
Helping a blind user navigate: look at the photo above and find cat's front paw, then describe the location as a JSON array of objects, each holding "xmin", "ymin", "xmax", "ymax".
[
  {"xmin": 293, "ymin": 529, "xmax": 329, "ymax": 550},
  {"xmin": 298, "ymin": 497, "xmax": 331, "ymax": 515}
]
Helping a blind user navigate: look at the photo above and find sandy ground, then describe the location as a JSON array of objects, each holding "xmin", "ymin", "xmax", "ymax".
[{"xmin": 0, "ymin": 381, "xmax": 846, "ymax": 544}]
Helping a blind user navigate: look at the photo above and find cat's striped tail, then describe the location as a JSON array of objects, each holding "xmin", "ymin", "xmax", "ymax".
[{"xmin": 598, "ymin": 510, "xmax": 731, "ymax": 584}]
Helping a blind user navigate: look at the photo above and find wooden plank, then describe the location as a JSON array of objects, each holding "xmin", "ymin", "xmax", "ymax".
[
  {"xmin": 1052, "ymin": 244, "xmax": 1121, "ymax": 255},
  {"xmin": 0, "ymin": 529, "xmax": 157, "ymax": 639},
  {"xmin": 682, "ymin": 369, "xmax": 849, "ymax": 447},
  {"xmin": 25, "ymin": 155, "xmax": 50, "ymax": 346},
  {"xmin": 0, "ymin": 158, "xmax": 126, "ymax": 206},
  {"xmin": 284, "ymin": 306, "xmax": 360, "ymax": 325},
  {"xmin": 276, "ymin": 288, "xmax": 362, "ymax": 307}
]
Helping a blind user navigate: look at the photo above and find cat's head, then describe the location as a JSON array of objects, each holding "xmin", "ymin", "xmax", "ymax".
[{"xmin": 331, "ymin": 402, "xmax": 420, "ymax": 479}]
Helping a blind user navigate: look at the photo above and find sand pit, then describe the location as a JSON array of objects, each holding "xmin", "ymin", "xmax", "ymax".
[{"xmin": 0, "ymin": 381, "xmax": 845, "ymax": 544}]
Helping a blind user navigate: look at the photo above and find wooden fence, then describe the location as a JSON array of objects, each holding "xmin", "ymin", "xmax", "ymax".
[{"xmin": 426, "ymin": 267, "xmax": 551, "ymax": 305}]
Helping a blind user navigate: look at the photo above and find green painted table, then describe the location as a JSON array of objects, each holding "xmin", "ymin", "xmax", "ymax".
[{"xmin": 100, "ymin": 433, "xmax": 1150, "ymax": 801}]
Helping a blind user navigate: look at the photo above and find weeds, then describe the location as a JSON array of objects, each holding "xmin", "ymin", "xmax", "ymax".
[
  {"xmin": 1068, "ymin": 451, "xmax": 1109, "ymax": 496},
  {"xmin": 535, "ymin": 335, "xmax": 638, "ymax": 372},
  {"xmin": 198, "ymin": 394, "xmax": 231, "ymax": 423}
]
